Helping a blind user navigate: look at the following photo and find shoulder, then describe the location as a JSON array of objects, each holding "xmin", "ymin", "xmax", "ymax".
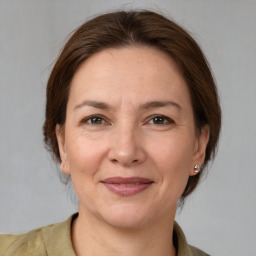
[
  {"xmin": 0, "ymin": 213, "xmax": 77, "ymax": 256},
  {"xmin": 174, "ymin": 222, "xmax": 210, "ymax": 256},
  {"xmin": 0, "ymin": 227, "xmax": 46, "ymax": 256},
  {"xmin": 189, "ymin": 245, "xmax": 210, "ymax": 256}
]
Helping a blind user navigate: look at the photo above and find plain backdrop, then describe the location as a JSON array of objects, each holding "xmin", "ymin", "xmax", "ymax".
[{"xmin": 0, "ymin": 0, "xmax": 255, "ymax": 255}]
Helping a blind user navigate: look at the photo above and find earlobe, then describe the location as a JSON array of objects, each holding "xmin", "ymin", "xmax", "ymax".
[
  {"xmin": 190, "ymin": 125, "xmax": 210, "ymax": 176},
  {"xmin": 56, "ymin": 124, "xmax": 70, "ymax": 175}
]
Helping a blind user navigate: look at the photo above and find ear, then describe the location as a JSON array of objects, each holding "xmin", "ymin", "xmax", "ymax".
[
  {"xmin": 189, "ymin": 125, "xmax": 210, "ymax": 176},
  {"xmin": 56, "ymin": 124, "xmax": 71, "ymax": 175}
]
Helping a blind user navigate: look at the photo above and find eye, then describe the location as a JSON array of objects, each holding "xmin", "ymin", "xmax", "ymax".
[
  {"xmin": 82, "ymin": 115, "xmax": 106, "ymax": 125},
  {"xmin": 148, "ymin": 115, "xmax": 174, "ymax": 125}
]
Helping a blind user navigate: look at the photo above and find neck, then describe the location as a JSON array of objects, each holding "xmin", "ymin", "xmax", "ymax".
[{"xmin": 71, "ymin": 209, "xmax": 176, "ymax": 256}]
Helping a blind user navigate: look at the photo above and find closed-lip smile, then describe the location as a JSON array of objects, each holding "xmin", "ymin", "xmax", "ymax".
[{"xmin": 101, "ymin": 177, "xmax": 154, "ymax": 196}]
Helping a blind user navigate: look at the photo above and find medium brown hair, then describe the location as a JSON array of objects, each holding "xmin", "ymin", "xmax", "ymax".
[{"xmin": 43, "ymin": 10, "xmax": 221, "ymax": 202}]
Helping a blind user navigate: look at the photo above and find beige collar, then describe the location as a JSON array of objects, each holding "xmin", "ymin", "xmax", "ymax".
[{"xmin": 43, "ymin": 213, "xmax": 203, "ymax": 256}]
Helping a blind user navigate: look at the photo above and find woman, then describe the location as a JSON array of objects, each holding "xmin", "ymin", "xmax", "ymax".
[{"xmin": 0, "ymin": 10, "xmax": 221, "ymax": 256}]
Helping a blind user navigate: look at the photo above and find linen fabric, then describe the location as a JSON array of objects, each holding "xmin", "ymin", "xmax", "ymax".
[{"xmin": 0, "ymin": 213, "xmax": 209, "ymax": 256}]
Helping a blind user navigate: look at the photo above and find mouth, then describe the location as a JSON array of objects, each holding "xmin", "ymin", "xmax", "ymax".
[{"xmin": 101, "ymin": 177, "xmax": 154, "ymax": 196}]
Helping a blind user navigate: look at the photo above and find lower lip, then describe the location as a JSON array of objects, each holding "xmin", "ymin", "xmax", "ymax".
[{"xmin": 102, "ymin": 183, "xmax": 152, "ymax": 196}]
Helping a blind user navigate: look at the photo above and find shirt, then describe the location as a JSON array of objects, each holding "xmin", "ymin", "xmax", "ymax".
[{"xmin": 0, "ymin": 213, "xmax": 209, "ymax": 256}]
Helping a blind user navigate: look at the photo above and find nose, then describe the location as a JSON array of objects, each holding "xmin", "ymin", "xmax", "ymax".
[{"xmin": 108, "ymin": 125, "xmax": 146, "ymax": 167}]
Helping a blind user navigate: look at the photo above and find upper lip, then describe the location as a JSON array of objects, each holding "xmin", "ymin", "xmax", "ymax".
[{"xmin": 101, "ymin": 177, "xmax": 153, "ymax": 184}]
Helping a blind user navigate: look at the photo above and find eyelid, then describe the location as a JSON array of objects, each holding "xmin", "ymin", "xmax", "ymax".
[
  {"xmin": 79, "ymin": 114, "xmax": 174, "ymax": 126},
  {"xmin": 147, "ymin": 114, "xmax": 175, "ymax": 125},
  {"xmin": 80, "ymin": 114, "xmax": 109, "ymax": 125}
]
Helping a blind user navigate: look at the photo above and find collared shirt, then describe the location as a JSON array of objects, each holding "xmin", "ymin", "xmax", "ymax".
[{"xmin": 0, "ymin": 213, "xmax": 209, "ymax": 256}]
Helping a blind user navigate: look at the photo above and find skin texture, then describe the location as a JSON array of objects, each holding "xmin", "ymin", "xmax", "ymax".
[{"xmin": 56, "ymin": 46, "xmax": 209, "ymax": 256}]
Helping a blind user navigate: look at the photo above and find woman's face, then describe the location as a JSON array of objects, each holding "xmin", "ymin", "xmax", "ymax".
[{"xmin": 57, "ymin": 46, "xmax": 209, "ymax": 229}]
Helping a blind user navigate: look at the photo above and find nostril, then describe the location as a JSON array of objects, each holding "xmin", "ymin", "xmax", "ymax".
[{"xmin": 108, "ymin": 143, "xmax": 146, "ymax": 166}]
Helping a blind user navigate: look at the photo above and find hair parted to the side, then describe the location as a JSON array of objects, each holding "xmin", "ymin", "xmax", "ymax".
[{"xmin": 43, "ymin": 10, "xmax": 221, "ymax": 203}]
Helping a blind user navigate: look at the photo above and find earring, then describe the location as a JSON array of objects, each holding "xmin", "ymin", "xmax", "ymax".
[{"xmin": 194, "ymin": 165, "xmax": 200, "ymax": 173}]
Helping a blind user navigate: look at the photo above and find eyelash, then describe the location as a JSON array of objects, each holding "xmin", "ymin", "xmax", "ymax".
[
  {"xmin": 81, "ymin": 115, "xmax": 107, "ymax": 125},
  {"xmin": 147, "ymin": 115, "xmax": 174, "ymax": 125},
  {"xmin": 80, "ymin": 114, "xmax": 174, "ymax": 126}
]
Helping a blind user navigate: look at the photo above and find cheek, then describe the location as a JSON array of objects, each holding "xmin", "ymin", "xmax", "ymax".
[
  {"xmin": 65, "ymin": 135, "xmax": 107, "ymax": 203},
  {"xmin": 150, "ymin": 132, "xmax": 195, "ymax": 169},
  {"xmin": 65, "ymin": 133, "xmax": 107, "ymax": 177},
  {"xmin": 149, "ymin": 133, "xmax": 195, "ymax": 191}
]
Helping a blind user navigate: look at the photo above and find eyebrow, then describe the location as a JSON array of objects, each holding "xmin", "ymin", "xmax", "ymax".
[
  {"xmin": 139, "ymin": 101, "xmax": 182, "ymax": 110},
  {"xmin": 73, "ymin": 100, "xmax": 182, "ymax": 111},
  {"xmin": 74, "ymin": 101, "xmax": 110, "ymax": 111}
]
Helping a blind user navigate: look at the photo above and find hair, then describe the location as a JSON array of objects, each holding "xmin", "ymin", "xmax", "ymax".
[{"xmin": 43, "ymin": 10, "xmax": 221, "ymax": 203}]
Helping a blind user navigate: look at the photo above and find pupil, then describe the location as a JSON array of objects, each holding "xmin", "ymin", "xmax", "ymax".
[
  {"xmin": 154, "ymin": 116, "xmax": 164, "ymax": 124},
  {"xmin": 92, "ymin": 117, "xmax": 101, "ymax": 124}
]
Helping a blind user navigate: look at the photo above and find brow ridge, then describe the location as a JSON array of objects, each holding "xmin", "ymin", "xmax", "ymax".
[
  {"xmin": 74, "ymin": 100, "xmax": 110, "ymax": 111},
  {"xmin": 73, "ymin": 100, "xmax": 182, "ymax": 111},
  {"xmin": 139, "ymin": 100, "xmax": 182, "ymax": 110}
]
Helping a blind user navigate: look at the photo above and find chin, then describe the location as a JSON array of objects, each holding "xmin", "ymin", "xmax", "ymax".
[
  {"xmin": 104, "ymin": 214, "xmax": 149, "ymax": 230},
  {"xmin": 98, "ymin": 203, "xmax": 156, "ymax": 230}
]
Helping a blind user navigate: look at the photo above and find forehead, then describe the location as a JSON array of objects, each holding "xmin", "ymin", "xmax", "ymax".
[{"xmin": 69, "ymin": 46, "xmax": 191, "ymax": 108}]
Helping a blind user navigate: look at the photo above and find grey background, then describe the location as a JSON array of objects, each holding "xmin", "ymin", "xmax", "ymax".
[{"xmin": 0, "ymin": 0, "xmax": 255, "ymax": 255}]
